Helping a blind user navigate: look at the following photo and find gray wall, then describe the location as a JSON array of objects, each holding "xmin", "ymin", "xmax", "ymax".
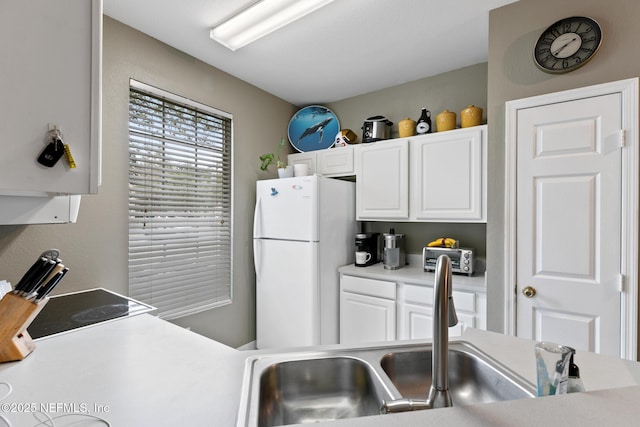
[
  {"xmin": 0, "ymin": 17, "xmax": 296, "ymax": 348},
  {"xmin": 0, "ymin": 33, "xmax": 490, "ymax": 348},
  {"xmin": 486, "ymin": 0, "xmax": 640, "ymax": 332},
  {"xmin": 327, "ymin": 63, "xmax": 488, "ymax": 143},
  {"xmin": 326, "ymin": 63, "xmax": 489, "ymax": 257},
  {"xmin": 5, "ymin": 0, "xmax": 634, "ymax": 346}
]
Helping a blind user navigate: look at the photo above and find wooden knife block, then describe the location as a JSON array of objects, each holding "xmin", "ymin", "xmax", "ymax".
[{"xmin": 0, "ymin": 293, "xmax": 49, "ymax": 363}]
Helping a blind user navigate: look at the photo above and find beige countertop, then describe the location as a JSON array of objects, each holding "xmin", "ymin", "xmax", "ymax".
[
  {"xmin": 339, "ymin": 254, "xmax": 486, "ymax": 292},
  {"xmin": 1, "ymin": 314, "xmax": 639, "ymax": 426},
  {"xmin": 0, "ymin": 314, "xmax": 246, "ymax": 426}
]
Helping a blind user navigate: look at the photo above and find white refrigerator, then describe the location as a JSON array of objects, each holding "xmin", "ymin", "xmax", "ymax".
[{"xmin": 253, "ymin": 175, "xmax": 355, "ymax": 349}]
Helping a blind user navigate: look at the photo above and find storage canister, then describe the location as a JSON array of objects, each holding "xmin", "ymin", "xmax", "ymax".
[
  {"xmin": 436, "ymin": 110, "xmax": 456, "ymax": 132},
  {"xmin": 398, "ymin": 118, "xmax": 416, "ymax": 138},
  {"xmin": 460, "ymin": 105, "xmax": 483, "ymax": 128}
]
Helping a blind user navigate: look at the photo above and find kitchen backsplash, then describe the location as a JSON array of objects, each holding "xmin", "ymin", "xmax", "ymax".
[{"xmin": 361, "ymin": 221, "xmax": 486, "ymax": 257}]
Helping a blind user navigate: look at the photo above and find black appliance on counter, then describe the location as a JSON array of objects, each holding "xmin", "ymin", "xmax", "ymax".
[
  {"xmin": 28, "ymin": 288, "xmax": 155, "ymax": 339},
  {"xmin": 355, "ymin": 232, "xmax": 381, "ymax": 267}
]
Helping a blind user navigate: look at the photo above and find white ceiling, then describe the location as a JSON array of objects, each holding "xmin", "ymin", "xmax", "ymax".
[{"xmin": 103, "ymin": 0, "xmax": 518, "ymax": 106}]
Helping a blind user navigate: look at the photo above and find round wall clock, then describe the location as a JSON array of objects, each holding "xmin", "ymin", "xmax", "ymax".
[{"xmin": 533, "ymin": 16, "xmax": 602, "ymax": 74}]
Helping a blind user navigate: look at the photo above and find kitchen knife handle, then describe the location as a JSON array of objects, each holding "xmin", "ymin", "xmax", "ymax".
[
  {"xmin": 25, "ymin": 263, "xmax": 65, "ymax": 299},
  {"xmin": 34, "ymin": 267, "xmax": 68, "ymax": 302},
  {"xmin": 20, "ymin": 259, "xmax": 57, "ymax": 296},
  {"xmin": 13, "ymin": 257, "xmax": 48, "ymax": 293}
]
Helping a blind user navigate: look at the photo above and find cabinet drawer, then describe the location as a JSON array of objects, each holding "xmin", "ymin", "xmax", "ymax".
[
  {"xmin": 452, "ymin": 290, "xmax": 475, "ymax": 312},
  {"xmin": 320, "ymin": 147, "xmax": 354, "ymax": 175},
  {"xmin": 403, "ymin": 283, "xmax": 434, "ymax": 306},
  {"xmin": 401, "ymin": 283, "xmax": 475, "ymax": 312},
  {"xmin": 341, "ymin": 275, "xmax": 396, "ymax": 299}
]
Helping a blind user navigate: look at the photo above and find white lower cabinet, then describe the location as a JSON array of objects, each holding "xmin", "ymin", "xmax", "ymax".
[
  {"xmin": 340, "ymin": 273, "xmax": 486, "ymax": 344},
  {"xmin": 397, "ymin": 283, "xmax": 481, "ymax": 340},
  {"xmin": 340, "ymin": 275, "xmax": 396, "ymax": 344}
]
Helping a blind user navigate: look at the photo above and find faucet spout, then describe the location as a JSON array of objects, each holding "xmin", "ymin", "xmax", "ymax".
[
  {"xmin": 426, "ymin": 254, "xmax": 458, "ymax": 409},
  {"xmin": 380, "ymin": 254, "xmax": 459, "ymax": 414}
]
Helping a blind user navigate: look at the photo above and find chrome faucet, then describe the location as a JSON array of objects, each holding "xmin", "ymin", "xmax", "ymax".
[{"xmin": 382, "ymin": 255, "xmax": 458, "ymax": 413}]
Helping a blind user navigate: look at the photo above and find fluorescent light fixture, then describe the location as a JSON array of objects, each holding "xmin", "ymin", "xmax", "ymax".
[{"xmin": 210, "ymin": 0, "xmax": 335, "ymax": 51}]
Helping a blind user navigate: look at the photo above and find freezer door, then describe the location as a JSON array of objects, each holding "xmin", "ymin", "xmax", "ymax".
[
  {"xmin": 254, "ymin": 238, "xmax": 319, "ymax": 349},
  {"xmin": 254, "ymin": 176, "xmax": 319, "ymax": 241}
]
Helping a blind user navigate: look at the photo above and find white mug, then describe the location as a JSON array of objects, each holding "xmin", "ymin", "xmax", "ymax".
[{"xmin": 355, "ymin": 251, "xmax": 372, "ymax": 264}]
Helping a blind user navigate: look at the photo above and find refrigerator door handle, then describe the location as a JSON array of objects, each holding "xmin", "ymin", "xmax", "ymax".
[
  {"xmin": 253, "ymin": 194, "xmax": 262, "ymax": 239},
  {"xmin": 253, "ymin": 239, "xmax": 261, "ymax": 278}
]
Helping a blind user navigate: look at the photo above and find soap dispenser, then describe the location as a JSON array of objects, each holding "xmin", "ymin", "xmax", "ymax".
[{"xmin": 567, "ymin": 347, "xmax": 585, "ymax": 393}]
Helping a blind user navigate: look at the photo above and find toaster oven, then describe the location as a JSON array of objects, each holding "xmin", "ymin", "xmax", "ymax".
[{"xmin": 422, "ymin": 246, "xmax": 475, "ymax": 276}]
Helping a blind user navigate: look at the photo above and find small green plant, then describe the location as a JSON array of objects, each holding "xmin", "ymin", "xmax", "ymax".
[{"xmin": 259, "ymin": 138, "xmax": 286, "ymax": 171}]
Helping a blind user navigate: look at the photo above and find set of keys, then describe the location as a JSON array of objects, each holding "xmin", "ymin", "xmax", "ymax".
[{"xmin": 36, "ymin": 127, "xmax": 76, "ymax": 168}]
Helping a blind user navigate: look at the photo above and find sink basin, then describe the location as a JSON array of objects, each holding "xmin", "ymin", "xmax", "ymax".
[
  {"xmin": 236, "ymin": 342, "xmax": 535, "ymax": 427},
  {"xmin": 257, "ymin": 357, "xmax": 387, "ymax": 427},
  {"xmin": 380, "ymin": 346, "xmax": 534, "ymax": 405}
]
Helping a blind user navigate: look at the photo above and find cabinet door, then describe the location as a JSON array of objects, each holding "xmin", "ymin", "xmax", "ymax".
[
  {"xmin": 319, "ymin": 146, "xmax": 354, "ymax": 176},
  {"xmin": 397, "ymin": 283, "xmax": 481, "ymax": 340},
  {"xmin": 0, "ymin": 0, "xmax": 101, "ymax": 195},
  {"xmin": 410, "ymin": 126, "xmax": 486, "ymax": 221},
  {"xmin": 399, "ymin": 302, "xmax": 470, "ymax": 339},
  {"xmin": 340, "ymin": 291, "xmax": 396, "ymax": 344},
  {"xmin": 399, "ymin": 302, "xmax": 433, "ymax": 340},
  {"xmin": 398, "ymin": 303, "xmax": 476, "ymax": 340},
  {"xmin": 288, "ymin": 152, "xmax": 317, "ymax": 175},
  {"xmin": 355, "ymin": 139, "xmax": 409, "ymax": 220}
]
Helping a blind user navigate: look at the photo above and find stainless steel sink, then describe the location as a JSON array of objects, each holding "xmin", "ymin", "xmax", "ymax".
[
  {"xmin": 236, "ymin": 342, "xmax": 535, "ymax": 427},
  {"xmin": 380, "ymin": 346, "xmax": 534, "ymax": 405},
  {"xmin": 257, "ymin": 357, "xmax": 388, "ymax": 427}
]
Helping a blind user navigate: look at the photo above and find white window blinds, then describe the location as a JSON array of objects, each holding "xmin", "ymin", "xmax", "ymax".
[{"xmin": 128, "ymin": 80, "xmax": 233, "ymax": 320}]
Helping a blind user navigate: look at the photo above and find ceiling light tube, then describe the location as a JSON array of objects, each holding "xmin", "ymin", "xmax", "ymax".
[{"xmin": 210, "ymin": 0, "xmax": 335, "ymax": 51}]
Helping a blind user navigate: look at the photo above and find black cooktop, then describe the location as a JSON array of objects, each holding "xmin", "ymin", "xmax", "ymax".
[{"xmin": 28, "ymin": 288, "xmax": 156, "ymax": 339}]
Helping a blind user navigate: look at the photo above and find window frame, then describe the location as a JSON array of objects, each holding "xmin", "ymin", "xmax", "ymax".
[{"xmin": 127, "ymin": 79, "xmax": 234, "ymax": 320}]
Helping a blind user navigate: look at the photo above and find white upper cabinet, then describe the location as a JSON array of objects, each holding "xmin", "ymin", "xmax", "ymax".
[
  {"xmin": 288, "ymin": 151, "xmax": 318, "ymax": 175},
  {"xmin": 410, "ymin": 126, "xmax": 487, "ymax": 222},
  {"xmin": 288, "ymin": 146, "xmax": 355, "ymax": 177},
  {"xmin": 355, "ymin": 138, "xmax": 409, "ymax": 220},
  {"xmin": 353, "ymin": 126, "xmax": 487, "ymax": 222},
  {"xmin": 0, "ymin": 0, "xmax": 102, "ymax": 196},
  {"xmin": 319, "ymin": 146, "xmax": 354, "ymax": 176}
]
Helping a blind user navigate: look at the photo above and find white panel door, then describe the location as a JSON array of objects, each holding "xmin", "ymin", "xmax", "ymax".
[{"xmin": 516, "ymin": 93, "xmax": 622, "ymax": 356}]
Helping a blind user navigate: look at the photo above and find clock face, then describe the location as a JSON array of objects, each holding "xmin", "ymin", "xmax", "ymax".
[{"xmin": 534, "ymin": 16, "xmax": 602, "ymax": 73}]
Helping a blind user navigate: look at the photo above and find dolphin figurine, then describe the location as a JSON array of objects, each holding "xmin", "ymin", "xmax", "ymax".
[{"xmin": 296, "ymin": 117, "xmax": 333, "ymax": 144}]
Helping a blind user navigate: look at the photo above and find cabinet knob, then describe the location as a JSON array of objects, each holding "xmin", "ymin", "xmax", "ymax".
[{"xmin": 522, "ymin": 286, "xmax": 536, "ymax": 298}]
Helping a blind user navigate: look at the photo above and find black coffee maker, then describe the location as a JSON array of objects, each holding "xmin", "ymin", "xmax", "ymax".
[{"xmin": 355, "ymin": 233, "xmax": 381, "ymax": 267}]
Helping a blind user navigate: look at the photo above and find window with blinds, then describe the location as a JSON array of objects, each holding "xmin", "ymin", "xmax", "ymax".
[{"xmin": 128, "ymin": 80, "xmax": 232, "ymax": 320}]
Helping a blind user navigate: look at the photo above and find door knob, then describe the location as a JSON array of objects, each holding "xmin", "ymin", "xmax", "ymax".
[{"xmin": 522, "ymin": 286, "xmax": 536, "ymax": 298}]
